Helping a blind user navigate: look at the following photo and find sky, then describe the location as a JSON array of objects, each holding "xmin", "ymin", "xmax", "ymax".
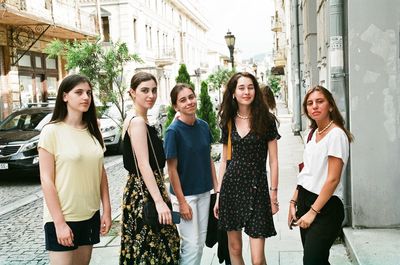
[{"xmin": 202, "ymin": 0, "xmax": 275, "ymax": 59}]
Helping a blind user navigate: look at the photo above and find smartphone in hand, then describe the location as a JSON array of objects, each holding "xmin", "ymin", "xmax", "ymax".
[{"xmin": 172, "ymin": 211, "xmax": 181, "ymax": 224}]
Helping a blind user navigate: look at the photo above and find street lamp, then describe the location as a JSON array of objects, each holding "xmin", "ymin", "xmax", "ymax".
[
  {"xmin": 260, "ymin": 72, "xmax": 264, "ymax": 82},
  {"xmin": 224, "ymin": 30, "xmax": 235, "ymax": 69},
  {"xmin": 252, "ymin": 63, "xmax": 258, "ymax": 77}
]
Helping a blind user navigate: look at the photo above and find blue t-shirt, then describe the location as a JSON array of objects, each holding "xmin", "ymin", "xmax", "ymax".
[{"xmin": 164, "ymin": 118, "xmax": 213, "ymax": 196}]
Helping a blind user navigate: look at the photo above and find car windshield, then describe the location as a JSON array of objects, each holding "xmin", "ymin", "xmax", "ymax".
[{"xmin": 0, "ymin": 111, "xmax": 52, "ymax": 131}]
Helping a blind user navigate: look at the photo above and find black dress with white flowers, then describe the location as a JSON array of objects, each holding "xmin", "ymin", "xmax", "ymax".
[
  {"xmin": 120, "ymin": 123, "xmax": 180, "ymax": 265},
  {"xmin": 218, "ymin": 121, "xmax": 280, "ymax": 238}
]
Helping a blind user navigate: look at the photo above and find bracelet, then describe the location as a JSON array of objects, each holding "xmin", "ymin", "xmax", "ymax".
[
  {"xmin": 215, "ymin": 191, "xmax": 220, "ymax": 194},
  {"xmin": 290, "ymin": 199, "xmax": 297, "ymax": 205},
  {"xmin": 310, "ymin": 205, "xmax": 320, "ymax": 214},
  {"xmin": 269, "ymin": 187, "xmax": 278, "ymax": 191}
]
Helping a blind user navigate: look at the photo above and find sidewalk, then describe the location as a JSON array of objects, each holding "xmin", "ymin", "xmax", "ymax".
[{"xmin": 90, "ymin": 101, "xmax": 354, "ymax": 265}]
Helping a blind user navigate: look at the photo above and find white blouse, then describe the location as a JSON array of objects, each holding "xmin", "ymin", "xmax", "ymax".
[{"xmin": 297, "ymin": 127, "xmax": 349, "ymax": 201}]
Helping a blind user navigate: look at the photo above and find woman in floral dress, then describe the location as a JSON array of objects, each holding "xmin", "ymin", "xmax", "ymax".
[{"xmin": 119, "ymin": 72, "xmax": 179, "ymax": 265}]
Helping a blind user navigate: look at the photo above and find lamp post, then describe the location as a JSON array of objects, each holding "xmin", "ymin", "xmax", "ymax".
[
  {"xmin": 252, "ymin": 63, "xmax": 258, "ymax": 78},
  {"xmin": 260, "ymin": 72, "xmax": 264, "ymax": 82},
  {"xmin": 224, "ymin": 30, "xmax": 235, "ymax": 69}
]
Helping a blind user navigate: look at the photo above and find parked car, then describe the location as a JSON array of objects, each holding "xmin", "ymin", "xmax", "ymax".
[
  {"xmin": 0, "ymin": 107, "xmax": 52, "ymax": 177},
  {"xmin": 148, "ymin": 103, "xmax": 167, "ymax": 133},
  {"xmin": 99, "ymin": 108, "xmax": 123, "ymax": 153}
]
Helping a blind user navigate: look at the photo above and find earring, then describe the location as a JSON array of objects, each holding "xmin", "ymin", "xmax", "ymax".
[
  {"xmin": 329, "ymin": 108, "xmax": 333, "ymax": 112},
  {"xmin": 232, "ymin": 95, "xmax": 235, "ymax": 100}
]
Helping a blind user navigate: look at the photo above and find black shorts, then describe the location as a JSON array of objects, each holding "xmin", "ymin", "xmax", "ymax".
[{"xmin": 44, "ymin": 211, "xmax": 100, "ymax": 251}]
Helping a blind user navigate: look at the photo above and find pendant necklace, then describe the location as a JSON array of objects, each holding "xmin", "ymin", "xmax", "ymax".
[
  {"xmin": 236, "ymin": 112, "xmax": 250, "ymax": 120},
  {"xmin": 317, "ymin": 120, "xmax": 334, "ymax": 134}
]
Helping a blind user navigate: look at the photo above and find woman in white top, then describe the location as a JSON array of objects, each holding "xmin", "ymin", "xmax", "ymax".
[
  {"xmin": 288, "ymin": 85, "xmax": 353, "ymax": 265},
  {"xmin": 39, "ymin": 74, "xmax": 111, "ymax": 265}
]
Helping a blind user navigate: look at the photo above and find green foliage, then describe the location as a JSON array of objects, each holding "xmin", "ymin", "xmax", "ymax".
[
  {"xmin": 268, "ymin": 75, "xmax": 281, "ymax": 95},
  {"xmin": 45, "ymin": 38, "xmax": 143, "ymax": 125},
  {"xmin": 164, "ymin": 64, "xmax": 195, "ymax": 129},
  {"xmin": 197, "ymin": 81, "xmax": 220, "ymax": 143},
  {"xmin": 207, "ymin": 68, "xmax": 234, "ymax": 91},
  {"xmin": 175, "ymin": 64, "xmax": 195, "ymax": 88}
]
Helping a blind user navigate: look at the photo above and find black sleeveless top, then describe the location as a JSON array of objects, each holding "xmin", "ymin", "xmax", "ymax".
[{"xmin": 122, "ymin": 121, "xmax": 166, "ymax": 174}]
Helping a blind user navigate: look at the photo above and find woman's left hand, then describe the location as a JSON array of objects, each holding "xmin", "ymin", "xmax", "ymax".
[
  {"xmin": 100, "ymin": 213, "xmax": 112, "ymax": 235},
  {"xmin": 296, "ymin": 210, "xmax": 317, "ymax": 229},
  {"xmin": 270, "ymin": 192, "xmax": 279, "ymax": 215}
]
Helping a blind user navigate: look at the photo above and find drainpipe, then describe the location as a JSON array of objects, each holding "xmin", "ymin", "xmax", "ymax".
[
  {"xmin": 292, "ymin": 0, "xmax": 302, "ymax": 135},
  {"xmin": 329, "ymin": 0, "xmax": 350, "ymax": 225}
]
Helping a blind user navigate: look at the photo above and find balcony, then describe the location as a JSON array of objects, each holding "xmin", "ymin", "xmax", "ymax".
[
  {"xmin": 155, "ymin": 46, "xmax": 176, "ymax": 67},
  {"xmin": 273, "ymin": 50, "xmax": 286, "ymax": 67},
  {"xmin": 271, "ymin": 16, "xmax": 282, "ymax": 32},
  {"xmin": 0, "ymin": 0, "xmax": 98, "ymax": 39}
]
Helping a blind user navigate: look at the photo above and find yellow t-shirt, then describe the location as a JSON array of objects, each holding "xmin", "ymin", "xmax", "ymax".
[{"xmin": 38, "ymin": 122, "xmax": 104, "ymax": 223}]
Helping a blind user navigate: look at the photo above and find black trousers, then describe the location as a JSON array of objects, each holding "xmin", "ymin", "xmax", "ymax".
[{"xmin": 297, "ymin": 186, "xmax": 344, "ymax": 265}]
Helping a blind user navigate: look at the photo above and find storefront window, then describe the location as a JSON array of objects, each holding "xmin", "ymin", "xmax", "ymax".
[
  {"xmin": 47, "ymin": 77, "xmax": 58, "ymax": 98},
  {"xmin": 46, "ymin": 58, "xmax": 56, "ymax": 69},
  {"xmin": 35, "ymin": 56, "xmax": 42, "ymax": 68},
  {"xmin": 18, "ymin": 55, "xmax": 31, "ymax": 67}
]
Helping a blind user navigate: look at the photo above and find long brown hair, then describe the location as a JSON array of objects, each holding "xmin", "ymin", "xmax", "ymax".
[
  {"xmin": 51, "ymin": 74, "xmax": 104, "ymax": 148},
  {"xmin": 218, "ymin": 72, "xmax": 278, "ymax": 136},
  {"xmin": 303, "ymin": 85, "xmax": 353, "ymax": 142}
]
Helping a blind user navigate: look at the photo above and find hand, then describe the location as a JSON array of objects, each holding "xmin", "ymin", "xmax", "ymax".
[
  {"xmin": 55, "ymin": 222, "xmax": 74, "ymax": 247},
  {"xmin": 288, "ymin": 203, "xmax": 298, "ymax": 229},
  {"xmin": 179, "ymin": 200, "xmax": 193, "ymax": 221},
  {"xmin": 155, "ymin": 200, "xmax": 172, "ymax": 225},
  {"xmin": 270, "ymin": 193, "xmax": 279, "ymax": 215},
  {"xmin": 296, "ymin": 209, "xmax": 317, "ymax": 229},
  {"xmin": 100, "ymin": 213, "xmax": 112, "ymax": 235},
  {"xmin": 213, "ymin": 197, "xmax": 220, "ymax": 219}
]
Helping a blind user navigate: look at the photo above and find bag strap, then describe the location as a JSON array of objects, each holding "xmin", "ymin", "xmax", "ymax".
[
  {"xmin": 132, "ymin": 125, "xmax": 162, "ymax": 203},
  {"xmin": 226, "ymin": 120, "xmax": 232, "ymax": 161},
  {"xmin": 306, "ymin": 128, "xmax": 316, "ymax": 143}
]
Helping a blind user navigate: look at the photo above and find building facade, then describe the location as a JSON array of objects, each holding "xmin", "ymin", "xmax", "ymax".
[
  {"xmin": 283, "ymin": 0, "xmax": 400, "ymax": 228},
  {"xmin": 80, "ymin": 0, "xmax": 210, "ymax": 104},
  {"xmin": 0, "ymin": 0, "xmax": 98, "ymax": 120}
]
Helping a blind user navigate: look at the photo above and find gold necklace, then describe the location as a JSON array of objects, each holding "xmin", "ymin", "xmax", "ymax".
[
  {"xmin": 317, "ymin": 120, "xmax": 334, "ymax": 134},
  {"xmin": 236, "ymin": 112, "xmax": 249, "ymax": 119}
]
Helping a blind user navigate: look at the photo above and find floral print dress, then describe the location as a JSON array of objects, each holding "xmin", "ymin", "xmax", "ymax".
[
  {"xmin": 120, "ymin": 124, "xmax": 180, "ymax": 265},
  {"xmin": 218, "ymin": 121, "xmax": 280, "ymax": 238}
]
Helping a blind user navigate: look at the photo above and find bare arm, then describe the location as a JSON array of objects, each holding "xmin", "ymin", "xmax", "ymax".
[
  {"xmin": 296, "ymin": 156, "xmax": 343, "ymax": 229},
  {"xmin": 167, "ymin": 158, "xmax": 192, "ymax": 220},
  {"xmin": 268, "ymin": 139, "xmax": 279, "ymax": 214},
  {"xmin": 129, "ymin": 117, "xmax": 171, "ymax": 225},
  {"xmin": 99, "ymin": 165, "xmax": 112, "ymax": 235},
  {"xmin": 213, "ymin": 144, "xmax": 227, "ymax": 219},
  {"xmin": 39, "ymin": 148, "xmax": 74, "ymax": 247}
]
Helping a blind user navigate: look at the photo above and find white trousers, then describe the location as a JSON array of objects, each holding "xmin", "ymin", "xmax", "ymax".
[{"xmin": 171, "ymin": 191, "xmax": 210, "ymax": 265}]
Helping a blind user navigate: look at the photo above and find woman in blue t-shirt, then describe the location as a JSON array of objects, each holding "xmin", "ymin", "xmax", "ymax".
[{"xmin": 164, "ymin": 83, "xmax": 218, "ymax": 265}]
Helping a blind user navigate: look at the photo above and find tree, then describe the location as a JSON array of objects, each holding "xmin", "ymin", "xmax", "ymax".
[
  {"xmin": 207, "ymin": 68, "xmax": 234, "ymax": 105},
  {"xmin": 268, "ymin": 75, "xmax": 281, "ymax": 95},
  {"xmin": 45, "ymin": 38, "xmax": 142, "ymax": 124},
  {"xmin": 197, "ymin": 81, "xmax": 220, "ymax": 143},
  {"xmin": 164, "ymin": 64, "xmax": 195, "ymax": 129}
]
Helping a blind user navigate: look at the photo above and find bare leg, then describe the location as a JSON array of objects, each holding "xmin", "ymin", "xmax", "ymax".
[
  {"xmin": 227, "ymin": 231, "xmax": 245, "ymax": 265},
  {"xmin": 72, "ymin": 245, "xmax": 93, "ymax": 265},
  {"xmin": 49, "ymin": 251, "xmax": 74, "ymax": 265},
  {"xmin": 249, "ymin": 237, "xmax": 266, "ymax": 265}
]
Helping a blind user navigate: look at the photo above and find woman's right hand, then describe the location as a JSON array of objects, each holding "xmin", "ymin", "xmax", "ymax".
[
  {"xmin": 213, "ymin": 195, "xmax": 220, "ymax": 219},
  {"xmin": 55, "ymin": 222, "xmax": 74, "ymax": 247},
  {"xmin": 288, "ymin": 202, "xmax": 298, "ymax": 230},
  {"xmin": 155, "ymin": 200, "xmax": 172, "ymax": 225}
]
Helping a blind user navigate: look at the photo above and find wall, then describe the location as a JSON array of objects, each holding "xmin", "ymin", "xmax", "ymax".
[{"xmin": 347, "ymin": 0, "xmax": 400, "ymax": 227}]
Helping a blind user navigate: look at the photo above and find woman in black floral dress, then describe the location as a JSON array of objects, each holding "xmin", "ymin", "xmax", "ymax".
[
  {"xmin": 120, "ymin": 72, "xmax": 179, "ymax": 264},
  {"xmin": 214, "ymin": 72, "xmax": 280, "ymax": 265}
]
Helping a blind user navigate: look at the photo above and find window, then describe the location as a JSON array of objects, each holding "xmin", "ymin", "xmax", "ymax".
[
  {"xmin": 45, "ymin": 58, "xmax": 56, "ymax": 69},
  {"xmin": 133, "ymin": 18, "xmax": 137, "ymax": 43},
  {"xmin": 102, "ymin": 16, "xmax": 110, "ymax": 42},
  {"xmin": 18, "ymin": 55, "xmax": 31, "ymax": 67}
]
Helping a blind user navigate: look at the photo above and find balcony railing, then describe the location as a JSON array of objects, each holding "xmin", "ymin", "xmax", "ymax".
[
  {"xmin": 2, "ymin": 0, "xmax": 97, "ymax": 36},
  {"xmin": 155, "ymin": 46, "xmax": 176, "ymax": 67},
  {"xmin": 273, "ymin": 50, "xmax": 286, "ymax": 67},
  {"xmin": 271, "ymin": 15, "xmax": 282, "ymax": 32}
]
